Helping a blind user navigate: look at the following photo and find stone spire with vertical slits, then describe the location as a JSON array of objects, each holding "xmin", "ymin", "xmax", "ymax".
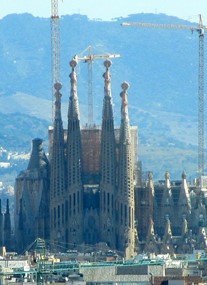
[
  {"xmin": 162, "ymin": 171, "xmax": 174, "ymax": 206},
  {"xmin": 160, "ymin": 172, "xmax": 174, "ymax": 229},
  {"xmin": 144, "ymin": 217, "xmax": 159, "ymax": 254},
  {"xmin": 50, "ymin": 82, "xmax": 66, "ymax": 243},
  {"xmin": 4, "ymin": 199, "xmax": 11, "ymax": 251},
  {"xmin": 100, "ymin": 60, "xmax": 117, "ymax": 248},
  {"xmin": 147, "ymin": 171, "xmax": 154, "ymax": 196},
  {"xmin": 147, "ymin": 171, "xmax": 155, "ymax": 212},
  {"xmin": 117, "ymin": 82, "xmax": 135, "ymax": 259},
  {"xmin": 161, "ymin": 217, "xmax": 174, "ymax": 254},
  {"xmin": 50, "ymin": 82, "xmax": 66, "ymax": 198},
  {"xmin": 178, "ymin": 171, "xmax": 191, "ymax": 214},
  {"xmin": 66, "ymin": 59, "xmax": 83, "ymax": 245},
  {"xmin": 67, "ymin": 59, "xmax": 82, "ymax": 187}
]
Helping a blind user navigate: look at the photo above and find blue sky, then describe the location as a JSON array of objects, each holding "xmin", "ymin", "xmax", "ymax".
[{"xmin": 1, "ymin": 0, "xmax": 207, "ymax": 22}]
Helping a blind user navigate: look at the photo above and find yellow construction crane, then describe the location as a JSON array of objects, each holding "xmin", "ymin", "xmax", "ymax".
[
  {"xmin": 51, "ymin": 0, "xmax": 61, "ymax": 121},
  {"xmin": 122, "ymin": 15, "xmax": 207, "ymax": 178},
  {"xmin": 73, "ymin": 46, "xmax": 120, "ymax": 125}
]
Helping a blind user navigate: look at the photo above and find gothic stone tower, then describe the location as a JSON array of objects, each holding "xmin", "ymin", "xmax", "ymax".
[
  {"xmin": 99, "ymin": 60, "xmax": 117, "ymax": 248},
  {"xmin": 116, "ymin": 82, "xmax": 135, "ymax": 259},
  {"xmin": 15, "ymin": 138, "xmax": 49, "ymax": 252},
  {"xmin": 66, "ymin": 59, "xmax": 84, "ymax": 246},
  {"xmin": 49, "ymin": 82, "xmax": 67, "ymax": 246},
  {"xmin": 14, "ymin": 59, "xmax": 138, "ymax": 256}
]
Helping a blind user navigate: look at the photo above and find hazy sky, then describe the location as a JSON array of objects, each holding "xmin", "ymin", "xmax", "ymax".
[{"xmin": 1, "ymin": 0, "xmax": 207, "ymax": 22}]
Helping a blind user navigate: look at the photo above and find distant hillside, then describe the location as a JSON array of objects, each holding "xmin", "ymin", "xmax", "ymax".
[
  {"xmin": 0, "ymin": 13, "xmax": 205, "ymax": 180},
  {"xmin": 0, "ymin": 112, "xmax": 48, "ymax": 151}
]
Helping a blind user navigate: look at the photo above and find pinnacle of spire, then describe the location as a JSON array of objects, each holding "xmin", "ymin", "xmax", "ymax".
[
  {"xmin": 182, "ymin": 170, "xmax": 187, "ymax": 180},
  {"xmin": 119, "ymin": 82, "xmax": 131, "ymax": 144},
  {"xmin": 120, "ymin": 81, "xmax": 130, "ymax": 120},
  {"xmin": 162, "ymin": 171, "xmax": 174, "ymax": 207},
  {"xmin": 68, "ymin": 59, "xmax": 80, "ymax": 120},
  {"xmin": 54, "ymin": 82, "xmax": 62, "ymax": 120},
  {"xmin": 164, "ymin": 217, "xmax": 172, "ymax": 238},
  {"xmin": 147, "ymin": 171, "xmax": 154, "ymax": 190},
  {"xmin": 165, "ymin": 171, "xmax": 171, "ymax": 189},
  {"xmin": 179, "ymin": 171, "xmax": 191, "ymax": 211},
  {"xmin": 103, "ymin": 59, "xmax": 112, "ymax": 98},
  {"xmin": 102, "ymin": 59, "xmax": 114, "ymax": 120}
]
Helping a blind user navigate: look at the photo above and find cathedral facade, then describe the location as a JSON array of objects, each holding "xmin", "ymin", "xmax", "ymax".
[
  {"xmin": 12, "ymin": 59, "xmax": 207, "ymax": 258},
  {"xmin": 14, "ymin": 59, "xmax": 135, "ymax": 259}
]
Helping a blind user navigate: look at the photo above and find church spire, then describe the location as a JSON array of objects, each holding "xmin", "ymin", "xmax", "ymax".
[
  {"xmin": 161, "ymin": 217, "xmax": 174, "ymax": 254},
  {"xmin": 100, "ymin": 60, "xmax": 116, "ymax": 247},
  {"xmin": 50, "ymin": 82, "xmax": 67, "ymax": 245},
  {"xmin": 178, "ymin": 171, "xmax": 191, "ymax": 213},
  {"xmin": 144, "ymin": 217, "xmax": 159, "ymax": 254},
  {"xmin": 147, "ymin": 171, "xmax": 154, "ymax": 195},
  {"xmin": 117, "ymin": 82, "xmax": 135, "ymax": 259},
  {"xmin": 139, "ymin": 172, "xmax": 155, "ymax": 240},
  {"xmin": 165, "ymin": 171, "xmax": 171, "ymax": 189},
  {"xmin": 66, "ymin": 59, "xmax": 83, "ymax": 246},
  {"xmin": 120, "ymin": 82, "xmax": 131, "ymax": 143},
  {"xmin": 67, "ymin": 59, "xmax": 82, "ymax": 188},
  {"xmin": 68, "ymin": 59, "xmax": 80, "ymax": 120},
  {"xmin": 162, "ymin": 171, "xmax": 173, "ymax": 206},
  {"xmin": 4, "ymin": 199, "xmax": 11, "ymax": 251},
  {"xmin": 159, "ymin": 171, "xmax": 174, "ymax": 238}
]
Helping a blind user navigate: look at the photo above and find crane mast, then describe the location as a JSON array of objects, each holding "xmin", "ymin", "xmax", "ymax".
[
  {"xmin": 122, "ymin": 16, "xmax": 206, "ymax": 178},
  {"xmin": 198, "ymin": 15, "xmax": 205, "ymax": 176},
  {"xmin": 51, "ymin": 0, "xmax": 61, "ymax": 121},
  {"xmin": 74, "ymin": 47, "xmax": 120, "ymax": 125}
]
